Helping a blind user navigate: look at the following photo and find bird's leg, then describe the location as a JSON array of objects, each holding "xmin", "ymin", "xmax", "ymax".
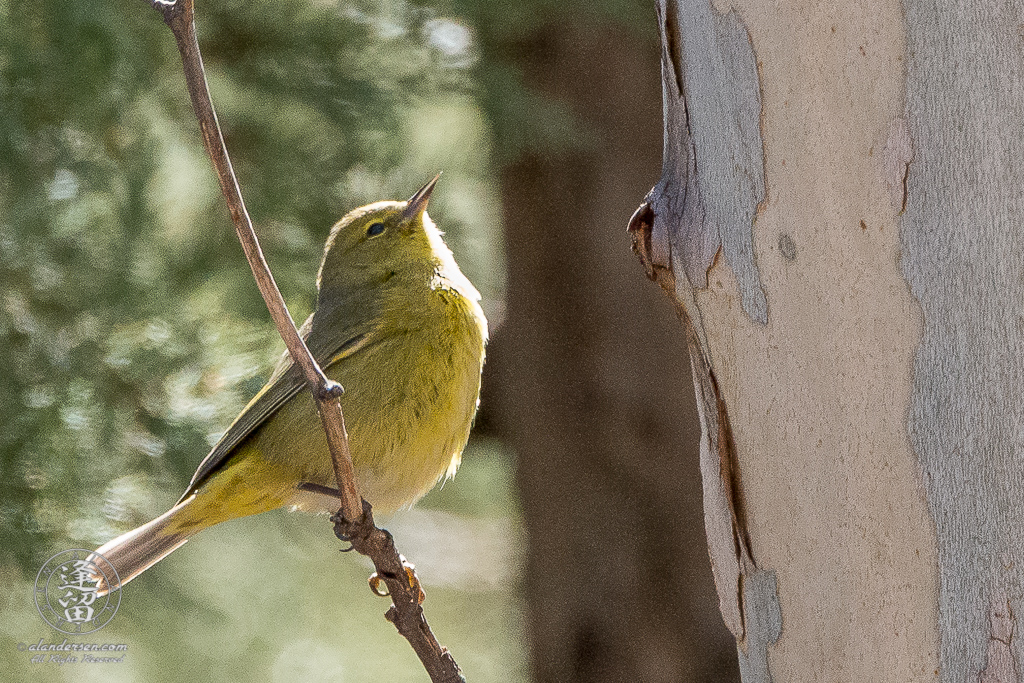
[
  {"xmin": 298, "ymin": 482, "xmax": 357, "ymax": 547},
  {"xmin": 298, "ymin": 481, "xmax": 343, "ymax": 498}
]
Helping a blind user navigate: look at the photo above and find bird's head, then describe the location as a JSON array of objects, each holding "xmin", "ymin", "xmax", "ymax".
[{"xmin": 316, "ymin": 174, "xmax": 443, "ymax": 294}]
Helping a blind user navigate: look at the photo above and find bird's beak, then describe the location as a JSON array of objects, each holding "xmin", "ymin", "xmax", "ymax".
[{"xmin": 403, "ymin": 172, "xmax": 441, "ymax": 220}]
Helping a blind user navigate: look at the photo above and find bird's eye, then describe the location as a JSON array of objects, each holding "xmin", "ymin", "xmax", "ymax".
[{"xmin": 366, "ymin": 222, "xmax": 385, "ymax": 237}]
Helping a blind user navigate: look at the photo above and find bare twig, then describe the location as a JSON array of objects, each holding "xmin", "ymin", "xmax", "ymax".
[
  {"xmin": 151, "ymin": 0, "xmax": 362, "ymax": 522},
  {"xmin": 146, "ymin": 2, "xmax": 465, "ymax": 681},
  {"xmin": 335, "ymin": 503, "xmax": 466, "ymax": 683}
]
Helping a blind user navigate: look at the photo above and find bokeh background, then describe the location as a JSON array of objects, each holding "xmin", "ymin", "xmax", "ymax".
[{"xmin": 0, "ymin": 0, "xmax": 738, "ymax": 680}]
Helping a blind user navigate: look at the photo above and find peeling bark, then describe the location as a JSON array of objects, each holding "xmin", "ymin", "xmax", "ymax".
[
  {"xmin": 630, "ymin": 196, "xmax": 781, "ymax": 665},
  {"xmin": 629, "ymin": 2, "xmax": 780, "ymax": 673}
]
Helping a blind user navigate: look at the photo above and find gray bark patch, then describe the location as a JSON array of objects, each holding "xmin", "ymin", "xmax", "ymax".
[
  {"xmin": 737, "ymin": 569, "xmax": 782, "ymax": 683},
  {"xmin": 902, "ymin": 1, "xmax": 1024, "ymax": 680},
  {"xmin": 675, "ymin": 1, "xmax": 768, "ymax": 323}
]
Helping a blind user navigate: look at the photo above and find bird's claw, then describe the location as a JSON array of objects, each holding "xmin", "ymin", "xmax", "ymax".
[
  {"xmin": 368, "ymin": 560, "xmax": 424, "ymax": 604},
  {"xmin": 368, "ymin": 572, "xmax": 389, "ymax": 596}
]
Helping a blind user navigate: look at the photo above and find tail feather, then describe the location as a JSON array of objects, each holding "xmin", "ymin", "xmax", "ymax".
[
  {"xmin": 89, "ymin": 452, "xmax": 292, "ymax": 595},
  {"xmin": 90, "ymin": 504, "xmax": 197, "ymax": 595}
]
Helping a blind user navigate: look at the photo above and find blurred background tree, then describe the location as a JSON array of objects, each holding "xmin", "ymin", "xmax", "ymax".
[
  {"xmin": 461, "ymin": 1, "xmax": 739, "ymax": 680},
  {"xmin": 0, "ymin": 0, "xmax": 736, "ymax": 680}
]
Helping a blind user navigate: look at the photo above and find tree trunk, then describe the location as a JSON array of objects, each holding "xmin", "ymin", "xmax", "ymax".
[
  {"xmin": 631, "ymin": 1, "xmax": 1024, "ymax": 680},
  {"xmin": 479, "ymin": 12, "xmax": 741, "ymax": 683}
]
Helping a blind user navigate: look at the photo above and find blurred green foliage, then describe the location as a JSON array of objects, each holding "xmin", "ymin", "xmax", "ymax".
[
  {"xmin": 0, "ymin": 0, "xmax": 502, "ymax": 569},
  {"xmin": 0, "ymin": 0, "xmax": 514, "ymax": 679}
]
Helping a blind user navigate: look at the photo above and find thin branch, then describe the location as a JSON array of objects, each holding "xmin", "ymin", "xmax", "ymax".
[
  {"xmin": 151, "ymin": 0, "xmax": 361, "ymax": 523},
  {"xmin": 335, "ymin": 503, "xmax": 466, "ymax": 683},
  {"xmin": 146, "ymin": 2, "xmax": 465, "ymax": 681}
]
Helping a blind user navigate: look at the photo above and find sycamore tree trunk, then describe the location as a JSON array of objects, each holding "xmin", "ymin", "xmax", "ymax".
[{"xmin": 629, "ymin": 1, "xmax": 1024, "ymax": 680}]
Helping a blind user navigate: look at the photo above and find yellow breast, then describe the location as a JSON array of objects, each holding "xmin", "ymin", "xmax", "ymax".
[{"xmin": 253, "ymin": 277, "xmax": 486, "ymax": 514}]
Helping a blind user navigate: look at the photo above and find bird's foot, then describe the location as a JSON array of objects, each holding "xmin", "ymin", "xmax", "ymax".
[{"xmin": 369, "ymin": 559, "xmax": 424, "ymax": 604}]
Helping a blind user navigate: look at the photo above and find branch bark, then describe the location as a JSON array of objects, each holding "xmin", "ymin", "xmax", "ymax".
[
  {"xmin": 151, "ymin": 0, "xmax": 361, "ymax": 524},
  {"xmin": 146, "ymin": 2, "xmax": 464, "ymax": 680},
  {"xmin": 335, "ymin": 503, "xmax": 466, "ymax": 683}
]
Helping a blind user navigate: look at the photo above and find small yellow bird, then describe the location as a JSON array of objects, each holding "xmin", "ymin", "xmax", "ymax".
[{"xmin": 92, "ymin": 176, "xmax": 487, "ymax": 593}]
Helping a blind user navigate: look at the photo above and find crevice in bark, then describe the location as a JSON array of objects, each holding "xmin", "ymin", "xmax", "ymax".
[
  {"xmin": 977, "ymin": 594, "xmax": 1019, "ymax": 683},
  {"xmin": 883, "ymin": 116, "xmax": 913, "ymax": 216},
  {"xmin": 660, "ymin": 0, "xmax": 685, "ymax": 95}
]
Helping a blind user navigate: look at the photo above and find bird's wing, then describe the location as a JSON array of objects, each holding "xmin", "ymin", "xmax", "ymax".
[{"xmin": 178, "ymin": 310, "xmax": 375, "ymax": 501}]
